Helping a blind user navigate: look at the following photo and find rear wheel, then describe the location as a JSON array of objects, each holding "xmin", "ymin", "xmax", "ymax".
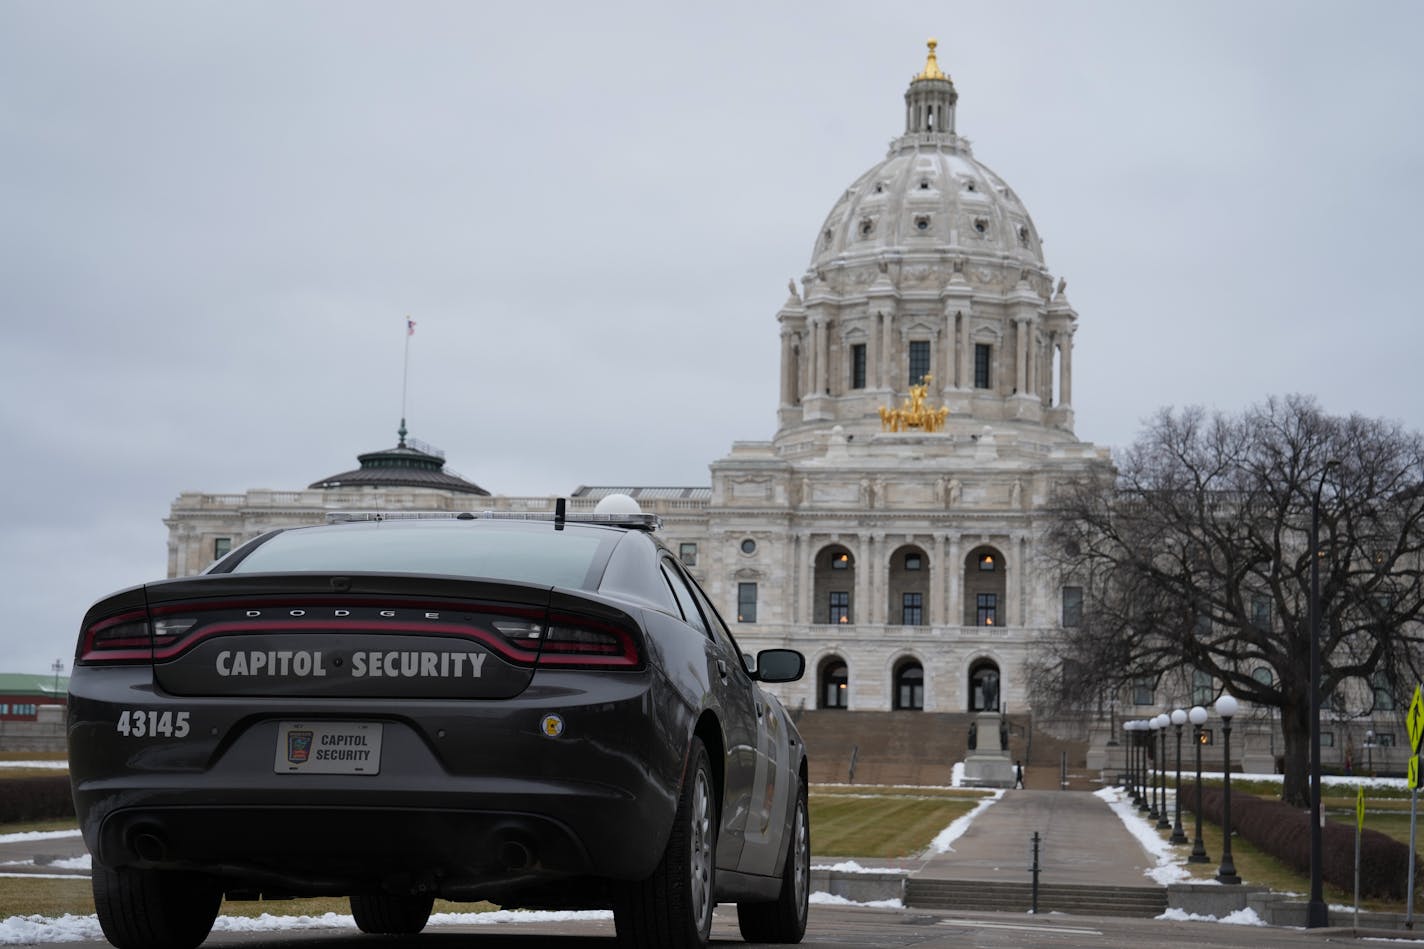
[
  {"xmin": 91, "ymin": 865, "xmax": 222, "ymax": 949},
  {"xmin": 349, "ymin": 892, "xmax": 435, "ymax": 934},
  {"xmin": 615, "ymin": 737, "xmax": 717, "ymax": 948},
  {"xmin": 736, "ymin": 778, "xmax": 809, "ymax": 943}
]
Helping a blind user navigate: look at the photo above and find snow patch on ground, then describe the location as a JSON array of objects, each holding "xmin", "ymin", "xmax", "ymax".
[
  {"xmin": 1094, "ymin": 785, "xmax": 1194, "ymax": 885},
  {"xmin": 0, "ymin": 908, "xmax": 617, "ymax": 944},
  {"xmin": 928, "ymin": 789, "xmax": 1004, "ymax": 854},
  {"xmin": 809, "ymin": 892, "xmax": 903, "ymax": 909},
  {"xmin": 1158, "ymin": 906, "xmax": 1267, "ymax": 926},
  {"xmin": 0, "ymin": 831, "xmax": 81, "ymax": 845},
  {"xmin": 811, "ymin": 860, "xmax": 907, "ymax": 875}
]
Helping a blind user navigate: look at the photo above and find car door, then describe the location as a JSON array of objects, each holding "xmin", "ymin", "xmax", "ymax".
[
  {"xmin": 684, "ymin": 575, "xmax": 788, "ymax": 877},
  {"xmin": 659, "ymin": 558, "xmax": 758, "ymax": 870}
]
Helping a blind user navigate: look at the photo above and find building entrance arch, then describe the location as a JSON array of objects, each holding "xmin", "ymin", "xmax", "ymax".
[{"xmin": 819, "ymin": 656, "xmax": 849, "ymax": 709}]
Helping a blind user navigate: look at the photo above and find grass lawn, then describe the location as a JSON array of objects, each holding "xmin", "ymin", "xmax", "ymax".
[{"xmin": 810, "ymin": 785, "xmax": 989, "ymax": 858}]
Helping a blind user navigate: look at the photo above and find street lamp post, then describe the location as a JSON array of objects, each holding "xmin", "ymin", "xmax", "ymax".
[
  {"xmin": 1155, "ymin": 714, "xmax": 1171, "ymax": 830},
  {"xmin": 1188, "ymin": 705, "xmax": 1210, "ymax": 863},
  {"xmin": 1170, "ymin": 708, "xmax": 1188, "ymax": 844},
  {"xmin": 1133, "ymin": 721, "xmax": 1144, "ymax": 809},
  {"xmin": 1307, "ymin": 459, "xmax": 1338, "ymax": 928},
  {"xmin": 1216, "ymin": 694, "xmax": 1241, "ymax": 884},
  {"xmin": 1366, "ymin": 730, "xmax": 1375, "ymax": 776},
  {"xmin": 1147, "ymin": 718, "xmax": 1162, "ymax": 821}
]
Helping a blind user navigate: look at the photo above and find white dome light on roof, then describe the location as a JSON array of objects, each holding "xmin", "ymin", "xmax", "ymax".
[{"xmin": 594, "ymin": 493, "xmax": 643, "ymax": 516}]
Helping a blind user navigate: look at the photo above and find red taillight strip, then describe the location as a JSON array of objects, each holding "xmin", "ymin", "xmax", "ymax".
[{"xmin": 79, "ymin": 609, "xmax": 152, "ymax": 663}]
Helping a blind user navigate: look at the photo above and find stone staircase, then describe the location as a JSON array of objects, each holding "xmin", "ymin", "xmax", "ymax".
[
  {"xmin": 905, "ymin": 879, "xmax": 1167, "ymax": 918},
  {"xmin": 794, "ymin": 710, "xmax": 1094, "ymax": 789}
]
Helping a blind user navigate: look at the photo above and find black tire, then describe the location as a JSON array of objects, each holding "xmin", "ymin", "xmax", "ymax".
[
  {"xmin": 91, "ymin": 865, "xmax": 222, "ymax": 949},
  {"xmin": 349, "ymin": 891, "xmax": 435, "ymax": 934},
  {"xmin": 615, "ymin": 737, "xmax": 718, "ymax": 949},
  {"xmin": 736, "ymin": 778, "xmax": 809, "ymax": 944}
]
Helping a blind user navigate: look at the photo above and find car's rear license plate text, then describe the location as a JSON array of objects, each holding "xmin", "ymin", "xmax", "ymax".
[{"xmin": 274, "ymin": 721, "xmax": 382, "ymax": 775}]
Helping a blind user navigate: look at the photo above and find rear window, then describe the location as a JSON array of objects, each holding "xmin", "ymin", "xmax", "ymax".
[{"xmin": 223, "ymin": 521, "xmax": 614, "ymax": 590}]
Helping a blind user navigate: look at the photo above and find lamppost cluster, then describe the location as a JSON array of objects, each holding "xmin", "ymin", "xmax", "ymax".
[{"xmin": 1120, "ymin": 694, "xmax": 1241, "ymax": 886}]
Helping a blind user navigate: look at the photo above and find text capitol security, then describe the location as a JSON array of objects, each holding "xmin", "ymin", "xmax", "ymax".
[{"xmin": 215, "ymin": 650, "xmax": 488, "ymax": 678}]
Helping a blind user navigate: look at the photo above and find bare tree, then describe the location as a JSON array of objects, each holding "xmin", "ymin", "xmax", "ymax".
[{"xmin": 1035, "ymin": 395, "xmax": 1424, "ymax": 806}]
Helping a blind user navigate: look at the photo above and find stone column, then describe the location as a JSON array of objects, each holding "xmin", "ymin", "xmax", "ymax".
[
  {"xmin": 1060, "ymin": 329, "xmax": 1074, "ymax": 406},
  {"xmin": 868, "ymin": 311, "xmax": 881, "ymax": 389},
  {"xmin": 1014, "ymin": 316, "xmax": 1029, "ymax": 396},
  {"xmin": 780, "ymin": 329, "xmax": 797, "ymax": 405},
  {"xmin": 959, "ymin": 313, "xmax": 971, "ymax": 389},
  {"xmin": 947, "ymin": 534, "xmax": 962, "ymax": 628},
  {"xmin": 881, "ymin": 312, "xmax": 895, "ymax": 390},
  {"xmin": 854, "ymin": 535, "xmax": 872, "ymax": 627},
  {"xmin": 931, "ymin": 533, "xmax": 947, "ymax": 625},
  {"xmin": 799, "ymin": 534, "xmax": 814, "ymax": 627},
  {"xmin": 815, "ymin": 318, "xmax": 829, "ymax": 396}
]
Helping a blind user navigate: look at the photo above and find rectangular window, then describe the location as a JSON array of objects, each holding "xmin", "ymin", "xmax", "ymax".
[
  {"xmin": 1192, "ymin": 670, "xmax": 1213, "ymax": 707},
  {"xmin": 1251, "ymin": 597, "xmax": 1271, "ymax": 629},
  {"xmin": 737, "ymin": 582, "xmax": 757, "ymax": 623},
  {"xmin": 850, "ymin": 343, "xmax": 867, "ymax": 389},
  {"xmin": 902, "ymin": 593, "xmax": 923, "ymax": 626},
  {"xmin": 828, "ymin": 591, "xmax": 850, "ymax": 625},
  {"xmin": 1198, "ymin": 728, "xmax": 1214, "ymax": 747},
  {"xmin": 1133, "ymin": 676, "xmax": 1155, "ymax": 706},
  {"xmin": 1321, "ymin": 731, "xmax": 1335, "ymax": 748},
  {"xmin": 679, "ymin": 543, "xmax": 697, "ymax": 567},
  {"xmin": 1373, "ymin": 673, "xmax": 1397, "ymax": 711},
  {"xmin": 214, "ymin": 537, "xmax": 232, "ymax": 560},
  {"xmin": 976, "ymin": 593, "xmax": 997, "ymax": 626},
  {"xmin": 908, "ymin": 340, "xmax": 931, "ymax": 386},
  {"xmin": 974, "ymin": 343, "xmax": 992, "ymax": 389},
  {"xmin": 1379, "ymin": 732, "xmax": 1397, "ymax": 747},
  {"xmin": 1062, "ymin": 586, "xmax": 1083, "ymax": 627}
]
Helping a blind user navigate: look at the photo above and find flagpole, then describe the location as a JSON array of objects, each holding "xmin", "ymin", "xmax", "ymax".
[{"xmin": 400, "ymin": 316, "xmax": 415, "ymax": 446}]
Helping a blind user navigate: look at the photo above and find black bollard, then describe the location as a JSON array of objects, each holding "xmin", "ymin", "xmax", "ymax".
[{"xmin": 1030, "ymin": 831, "xmax": 1041, "ymax": 914}]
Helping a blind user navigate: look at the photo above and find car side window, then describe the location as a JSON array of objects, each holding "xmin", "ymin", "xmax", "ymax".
[
  {"xmin": 685, "ymin": 571, "xmax": 747, "ymax": 666},
  {"xmin": 660, "ymin": 561, "xmax": 709, "ymax": 636}
]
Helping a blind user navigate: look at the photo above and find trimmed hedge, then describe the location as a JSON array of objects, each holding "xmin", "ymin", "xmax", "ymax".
[
  {"xmin": 1190, "ymin": 782, "xmax": 1417, "ymax": 900},
  {"xmin": 0, "ymin": 775, "xmax": 75, "ymax": 823}
]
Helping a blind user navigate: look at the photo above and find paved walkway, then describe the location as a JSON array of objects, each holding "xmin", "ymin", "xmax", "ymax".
[{"xmin": 917, "ymin": 789, "xmax": 1156, "ymax": 887}]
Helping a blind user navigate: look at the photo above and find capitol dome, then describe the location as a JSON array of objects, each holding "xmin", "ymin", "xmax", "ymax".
[
  {"xmin": 774, "ymin": 41, "xmax": 1078, "ymax": 447},
  {"xmin": 810, "ymin": 42, "xmax": 1044, "ymax": 272}
]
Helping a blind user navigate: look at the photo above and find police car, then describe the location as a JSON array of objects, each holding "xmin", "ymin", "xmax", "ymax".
[{"xmin": 68, "ymin": 499, "xmax": 809, "ymax": 949}]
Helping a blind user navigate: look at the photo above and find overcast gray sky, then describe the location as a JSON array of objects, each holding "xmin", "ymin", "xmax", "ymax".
[{"xmin": 2, "ymin": 2, "xmax": 1421, "ymax": 678}]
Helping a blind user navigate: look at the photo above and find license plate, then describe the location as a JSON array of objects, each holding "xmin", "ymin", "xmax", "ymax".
[{"xmin": 274, "ymin": 721, "xmax": 382, "ymax": 775}]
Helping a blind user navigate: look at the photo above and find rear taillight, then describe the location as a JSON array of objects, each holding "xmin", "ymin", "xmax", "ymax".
[
  {"xmin": 79, "ymin": 610, "xmax": 151, "ymax": 663},
  {"xmin": 490, "ymin": 615, "xmax": 640, "ymax": 668},
  {"xmin": 533, "ymin": 615, "xmax": 641, "ymax": 669}
]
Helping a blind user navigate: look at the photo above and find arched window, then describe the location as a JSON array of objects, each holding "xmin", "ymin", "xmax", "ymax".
[
  {"xmin": 964, "ymin": 546, "xmax": 1006, "ymax": 627},
  {"xmin": 888, "ymin": 544, "xmax": 928, "ymax": 626},
  {"xmin": 814, "ymin": 546, "xmax": 856, "ymax": 625},
  {"xmin": 819, "ymin": 658, "xmax": 849, "ymax": 710},
  {"xmin": 894, "ymin": 661, "xmax": 924, "ymax": 711},
  {"xmin": 969, "ymin": 660, "xmax": 1000, "ymax": 712}
]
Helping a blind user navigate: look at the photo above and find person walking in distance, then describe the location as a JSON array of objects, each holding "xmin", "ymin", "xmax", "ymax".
[{"xmin": 1014, "ymin": 760, "xmax": 1025, "ymax": 789}]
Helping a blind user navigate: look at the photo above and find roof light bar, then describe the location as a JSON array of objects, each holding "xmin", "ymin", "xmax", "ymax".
[{"xmin": 324, "ymin": 510, "xmax": 662, "ymax": 531}]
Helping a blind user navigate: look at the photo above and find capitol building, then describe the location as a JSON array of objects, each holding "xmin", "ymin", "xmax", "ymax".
[{"xmin": 165, "ymin": 43, "xmax": 1111, "ymax": 722}]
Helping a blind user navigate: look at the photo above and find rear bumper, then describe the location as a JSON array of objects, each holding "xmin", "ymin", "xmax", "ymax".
[{"xmin": 69, "ymin": 665, "xmax": 688, "ymax": 896}]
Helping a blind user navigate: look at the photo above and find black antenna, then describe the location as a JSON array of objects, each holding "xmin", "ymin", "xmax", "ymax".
[{"xmin": 554, "ymin": 497, "xmax": 566, "ymax": 531}]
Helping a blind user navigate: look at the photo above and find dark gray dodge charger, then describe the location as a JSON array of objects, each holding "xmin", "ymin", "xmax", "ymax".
[{"xmin": 68, "ymin": 507, "xmax": 809, "ymax": 949}]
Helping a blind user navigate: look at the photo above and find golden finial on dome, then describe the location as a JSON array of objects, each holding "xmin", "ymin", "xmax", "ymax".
[{"xmin": 915, "ymin": 38, "xmax": 948, "ymax": 81}]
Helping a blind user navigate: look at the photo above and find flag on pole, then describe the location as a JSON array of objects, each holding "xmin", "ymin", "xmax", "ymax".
[{"xmin": 407, "ymin": 317, "xmax": 417, "ymax": 336}]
